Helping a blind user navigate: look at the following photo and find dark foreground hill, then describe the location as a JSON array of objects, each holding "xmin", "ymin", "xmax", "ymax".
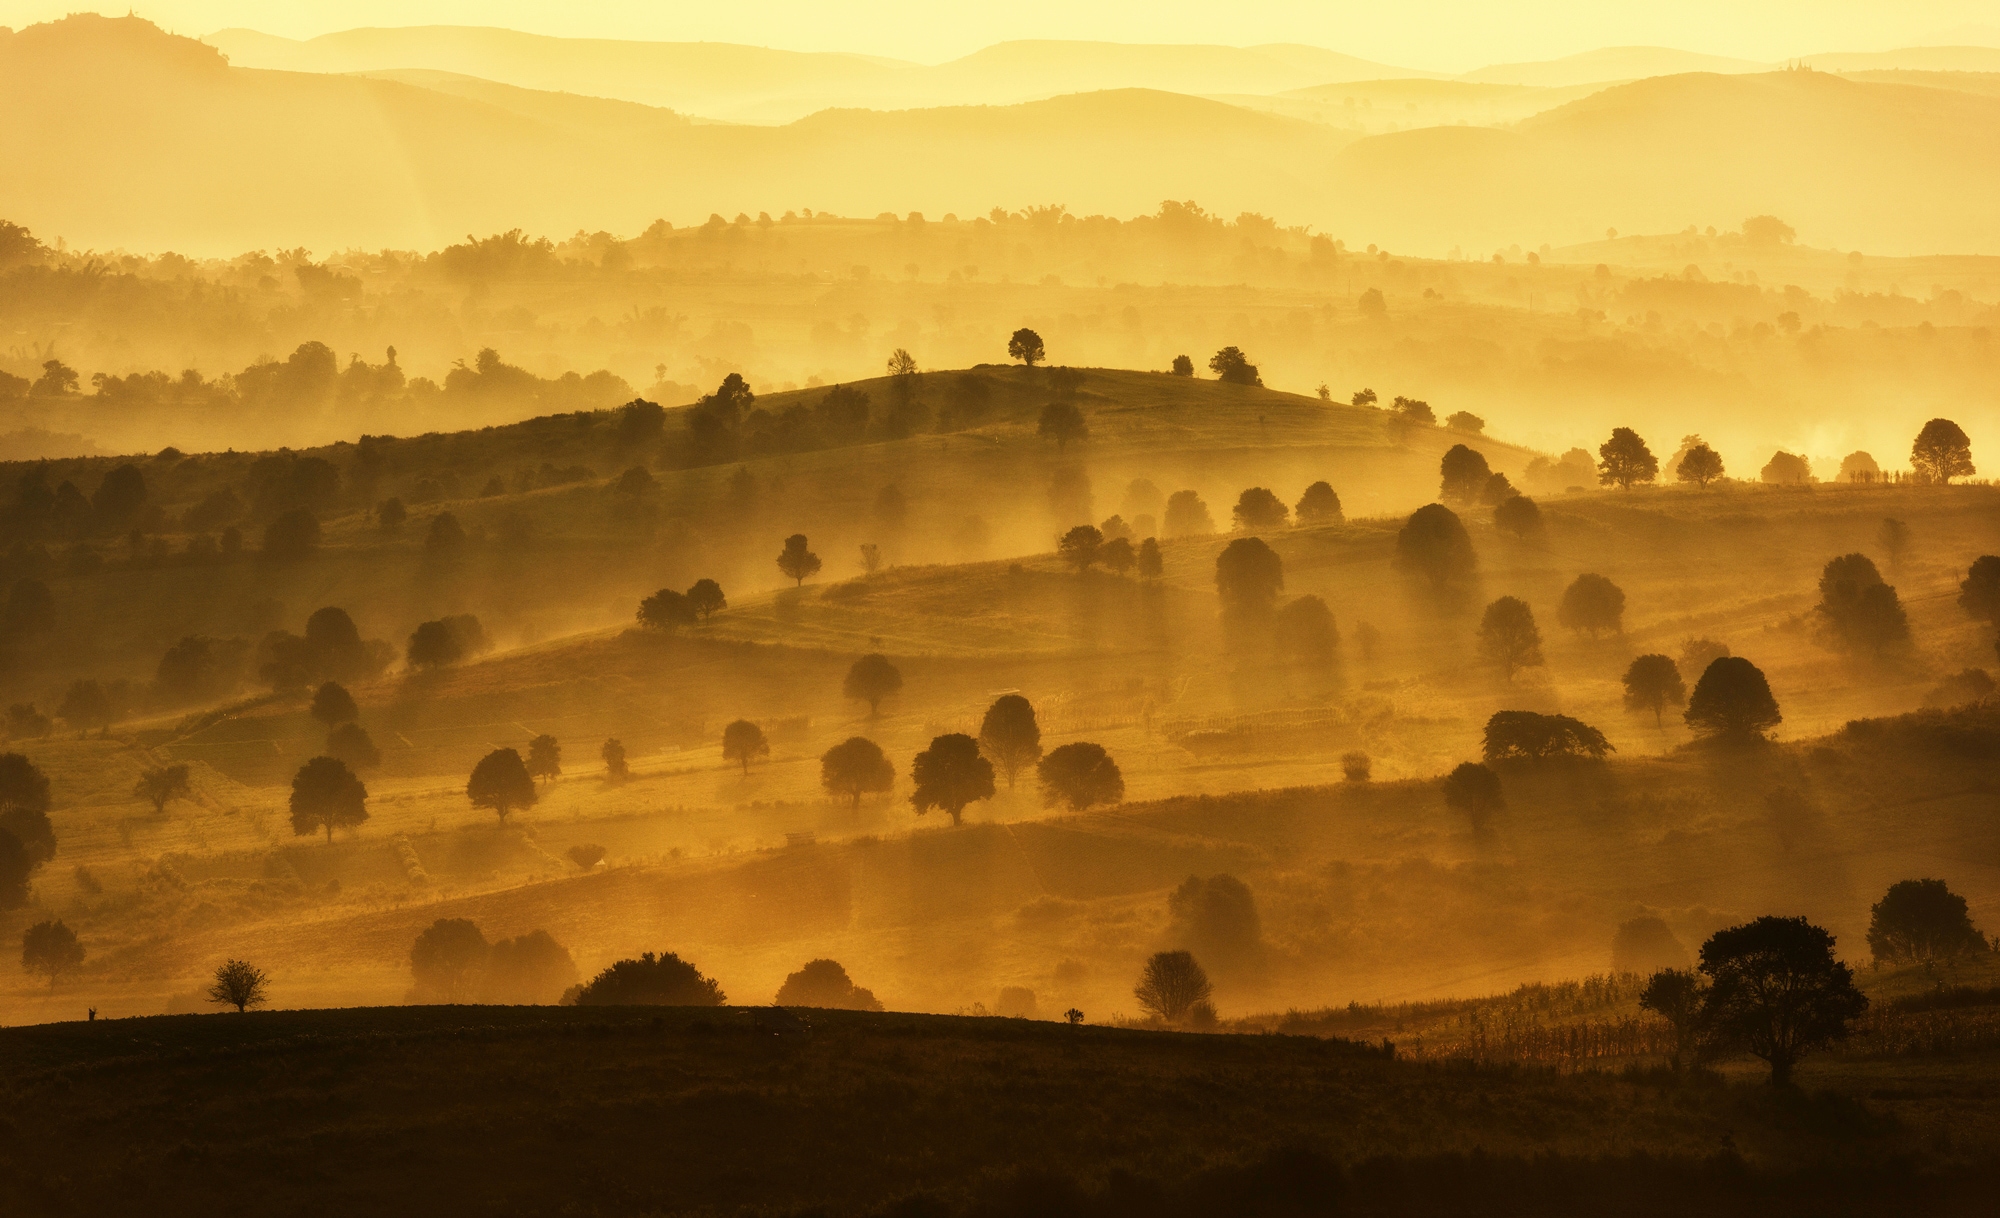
[{"xmin": 3, "ymin": 1004, "xmax": 1998, "ymax": 1217}]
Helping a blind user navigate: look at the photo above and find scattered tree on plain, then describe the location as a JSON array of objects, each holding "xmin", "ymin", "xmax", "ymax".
[
  {"xmin": 1813, "ymin": 553, "xmax": 1909, "ymax": 657},
  {"xmin": 1442, "ymin": 761, "xmax": 1504, "ymax": 832},
  {"xmin": 467, "ymin": 748, "xmax": 538, "ymax": 823},
  {"xmin": 1394, "ymin": 504, "xmax": 1476, "ymax": 589},
  {"xmin": 1867, "ymin": 879, "xmax": 1988, "ymax": 965},
  {"xmin": 601, "ymin": 738, "xmax": 629, "ymax": 782},
  {"xmin": 1478, "ymin": 596, "xmax": 1544, "ymax": 681},
  {"xmin": 526, "ymin": 734, "xmax": 562, "ymax": 783},
  {"xmin": 1294, "ymin": 482, "xmax": 1342, "ymax": 525},
  {"xmin": 978, "ymin": 695, "xmax": 1042, "ymax": 788},
  {"xmin": 289, "ymin": 756, "xmax": 368, "ymax": 844},
  {"xmin": 908, "ymin": 733, "xmax": 994, "ymax": 827},
  {"xmin": 637, "ymin": 587, "xmax": 697, "ymax": 633},
  {"xmin": 1208, "ymin": 347, "xmax": 1261, "ymax": 386},
  {"xmin": 1492, "ymin": 494, "xmax": 1542, "ymax": 538},
  {"xmin": 134, "ymin": 764, "xmax": 192, "ymax": 815},
  {"xmin": 1058, "ymin": 524, "xmax": 1103, "ymax": 571},
  {"xmin": 1439, "ymin": 444, "xmax": 1492, "ymax": 504},
  {"xmin": 820, "ymin": 736, "xmax": 895, "ymax": 807},
  {"xmin": 568, "ymin": 951, "xmax": 726, "ymax": 1006},
  {"xmin": 1038, "ymin": 742, "xmax": 1124, "ymax": 811},
  {"xmin": 1685, "ymin": 656, "xmax": 1781, "ymax": 740},
  {"xmin": 310, "ymin": 681, "xmax": 358, "ymax": 727},
  {"xmin": 1558, "ymin": 573, "xmax": 1626, "ymax": 636},
  {"xmin": 722, "ymin": 720, "xmax": 769, "ymax": 777},
  {"xmin": 21, "ymin": 918, "xmax": 84, "ymax": 988},
  {"xmin": 1482, "ymin": 711, "xmax": 1613, "ymax": 762},
  {"xmin": 208, "ymin": 959, "xmax": 270, "ymax": 1012},
  {"xmin": 1597, "ymin": 427, "xmax": 1659, "ymax": 489},
  {"xmin": 1007, "ymin": 328, "xmax": 1045, "ymax": 367},
  {"xmin": 1215, "ymin": 537, "xmax": 1284, "ymax": 612},
  {"xmin": 686, "ymin": 578, "xmax": 726, "ymax": 622},
  {"xmin": 1910, "ymin": 417, "xmax": 1974, "ymax": 484},
  {"xmin": 1675, "ymin": 443, "xmax": 1724, "ymax": 487},
  {"xmin": 1621, "ymin": 654, "xmax": 1687, "ymax": 725},
  {"xmin": 1232, "ymin": 487, "xmax": 1288, "ymax": 530},
  {"xmin": 844, "ymin": 653, "xmax": 903, "ymax": 716},
  {"xmin": 1163, "ymin": 490, "xmax": 1215, "ymax": 537},
  {"xmin": 1698, "ymin": 915, "xmax": 1867, "ymax": 1085},
  {"xmin": 777, "ymin": 534, "xmax": 823, "ymax": 586},
  {"xmin": 1038, "ymin": 401, "xmax": 1087, "ymax": 451},
  {"xmin": 774, "ymin": 959, "xmax": 884, "ymax": 1011},
  {"xmin": 1134, "ymin": 950, "xmax": 1213, "ymax": 1023}
]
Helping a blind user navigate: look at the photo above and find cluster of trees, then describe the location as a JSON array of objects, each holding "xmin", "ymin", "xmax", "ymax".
[
  {"xmin": 1520, "ymin": 419, "xmax": 1975, "ymax": 495},
  {"xmin": 637, "ymin": 578, "xmax": 727, "ymax": 631},
  {"xmin": 408, "ymin": 917, "xmax": 579, "ymax": 1004}
]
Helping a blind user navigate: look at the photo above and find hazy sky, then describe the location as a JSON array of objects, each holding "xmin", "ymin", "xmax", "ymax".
[{"xmin": 4, "ymin": 2, "xmax": 1997, "ymax": 69}]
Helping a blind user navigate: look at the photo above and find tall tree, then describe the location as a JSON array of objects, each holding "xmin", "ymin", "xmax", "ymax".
[
  {"xmin": 686, "ymin": 578, "xmax": 726, "ymax": 622},
  {"xmin": 1558, "ymin": 573, "xmax": 1626, "ymax": 636},
  {"xmin": 908, "ymin": 733, "xmax": 994, "ymax": 827},
  {"xmin": 1813, "ymin": 553, "xmax": 1909, "ymax": 657},
  {"xmin": 1622, "ymin": 654, "xmax": 1688, "ymax": 726},
  {"xmin": 843, "ymin": 654, "xmax": 903, "ymax": 716},
  {"xmin": 1134, "ymin": 950, "xmax": 1212, "ymax": 1023},
  {"xmin": 1007, "ymin": 328, "xmax": 1046, "ymax": 367},
  {"xmin": 1698, "ymin": 916, "xmax": 1868, "ymax": 1086},
  {"xmin": 1684, "ymin": 656, "xmax": 1781, "ymax": 740},
  {"xmin": 1214, "ymin": 537, "xmax": 1284, "ymax": 612},
  {"xmin": 722, "ymin": 720, "xmax": 769, "ymax": 777},
  {"xmin": 1478, "ymin": 597, "xmax": 1544, "ymax": 681},
  {"xmin": 1037, "ymin": 742, "xmax": 1124, "ymax": 811},
  {"xmin": 1597, "ymin": 427, "xmax": 1659, "ymax": 489},
  {"xmin": 526, "ymin": 734, "xmax": 562, "ymax": 783},
  {"xmin": 1163, "ymin": 490, "xmax": 1215, "ymax": 537},
  {"xmin": 777, "ymin": 534, "xmax": 822, "ymax": 586},
  {"xmin": 1676, "ymin": 444, "xmax": 1724, "ymax": 487},
  {"xmin": 820, "ymin": 736, "xmax": 894, "ymax": 808},
  {"xmin": 289, "ymin": 756, "xmax": 368, "ymax": 844},
  {"xmin": 1231, "ymin": 487, "xmax": 1288, "ymax": 530},
  {"xmin": 1438, "ymin": 445, "xmax": 1492, "ymax": 504},
  {"xmin": 1294, "ymin": 482, "xmax": 1342, "ymax": 525},
  {"xmin": 1910, "ymin": 417, "xmax": 1974, "ymax": 484},
  {"xmin": 1867, "ymin": 879, "xmax": 1987, "ymax": 965},
  {"xmin": 1394, "ymin": 504, "xmax": 1476, "ymax": 589},
  {"xmin": 1057, "ymin": 525, "xmax": 1104, "ymax": 572},
  {"xmin": 978, "ymin": 695, "xmax": 1042, "ymax": 788},
  {"xmin": 467, "ymin": 748, "xmax": 537, "ymax": 823}
]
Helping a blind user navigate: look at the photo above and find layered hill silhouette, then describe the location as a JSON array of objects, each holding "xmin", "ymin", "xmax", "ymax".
[{"xmin": 6, "ymin": 16, "xmax": 1999, "ymax": 255}]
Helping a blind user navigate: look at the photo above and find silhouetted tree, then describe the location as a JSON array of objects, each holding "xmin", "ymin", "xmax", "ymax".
[
  {"xmin": 468, "ymin": 748, "xmax": 537, "ymax": 823},
  {"xmin": 821, "ymin": 736, "xmax": 894, "ymax": 808},
  {"xmin": 1275, "ymin": 595, "xmax": 1338, "ymax": 664},
  {"xmin": 1394, "ymin": 504, "xmax": 1476, "ymax": 589},
  {"xmin": 1350, "ymin": 388, "xmax": 1378, "ymax": 407},
  {"xmin": 775, "ymin": 958, "xmax": 883, "ymax": 1010},
  {"xmin": 1558, "ymin": 573, "xmax": 1626, "ymax": 636},
  {"xmin": 1958, "ymin": 556, "xmax": 2000, "ymax": 623},
  {"xmin": 777, "ymin": 534, "xmax": 822, "ymax": 586},
  {"xmin": 1392, "ymin": 395, "xmax": 1434, "ymax": 426},
  {"xmin": 1341, "ymin": 752, "xmax": 1370, "ymax": 782},
  {"xmin": 978, "ymin": 695, "xmax": 1043, "ymax": 788},
  {"xmin": 568, "ymin": 844, "xmax": 606, "ymax": 870},
  {"xmin": 1442, "ymin": 761, "xmax": 1504, "ymax": 832},
  {"xmin": 526, "ymin": 734, "xmax": 562, "ymax": 783},
  {"xmin": 289, "ymin": 756, "xmax": 367, "ymax": 844},
  {"xmin": 909, "ymin": 733, "xmax": 994, "ymax": 827},
  {"xmin": 1639, "ymin": 969, "xmax": 1714, "ymax": 1078},
  {"xmin": 1867, "ymin": 879, "xmax": 1988, "ymax": 965},
  {"xmin": 1597, "ymin": 427, "xmax": 1658, "ymax": 489},
  {"xmin": 1058, "ymin": 524, "xmax": 1104, "ymax": 571},
  {"xmin": 134, "ymin": 764, "xmax": 191, "ymax": 815},
  {"xmin": 1134, "ymin": 950, "xmax": 1212, "ymax": 1023},
  {"xmin": 1137, "ymin": 537, "xmax": 1164, "ymax": 580},
  {"xmin": 1478, "ymin": 596, "xmax": 1543, "ymax": 680},
  {"xmin": 844, "ymin": 654, "xmax": 903, "ymax": 716},
  {"xmin": 1101, "ymin": 536, "xmax": 1136, "ymax": 575},
  {"xmin": 1445, "ymin": 411, "xmax": 1485, "ymax": 433},
  {"xmin": 1163, "ymin": 490, "xmax": 1215, "ymax": 537},
  {"xmin": 1482, "ymin": 711, "xmax": 1613, "ymax": 762},
  {"xmin": 1038, "ymin": 401, "xmax": 1088, "ymax": 451},
  {"xmin": 21, "ymin": 918, "xmax": 84, "ymax": 988},
  {"xmin": 1215, "ymin": 537, "xmax": 1284, "ymax": 612},
  {"xmin": 686, "ymin": 578, "xmax": 726, "ymax": 622},
  {"xmin": 406, "ymin": 620, "xmax": 464, "ymax": 668},
  {"xmin": 569, "ymin": 951, "xmax": 725, "ymax": 1006},
  {"xmin": 1685, "ymin": 656, "xmax": 1781, "ymax": 740},
  {"xmin": 410, "ymin": 918, "xmax": 490, "ymax": 1002},
  {"xmin": 483, "ymin": 930, "xmax": 580, "ymax": 1004},
  {"xmin": 1699, "ymin": 916, "xmax": 1867, "ymax": 1085},
  {"xmin": 207, "ymin": 959, "xmax": 269, "ymax": 1012},
  {"xmin": 1877, "ymin": 518, "xmax": 1910, "ymax": 571},
  {"xmin": 722, "ymin": 720, "xmax": 769, "ymax": 777},
  {"xmin": 1813, "ymin": 553, "xmax": 1908, "ymax": 657},
  {"xmin": 1911, "ymin": 417, "xmax": 1974, "ymax": 484},
  {"xmin": 1676, "ymin": 444, "xmax": 1724, "ymax": 487},
  {"xmin": 1208, "ymin": 347, "xmax": 1261, "ymax": 386},
  {"xmin": 1760, "ymin": 451, "xmax": 1811, "ymax": 485},
  {"xmin": 1622, "ymin": 654, "xmax": 1687, "ymax": 725},
  {"xmin": 1294, "ymin": 482, "xmax": 1342, "ymax": 525},
  {"xmin": 601, "ymin": 738, "xmax": 629, "ymax": 782},
  {"xmin": 637, "ymin": 587, "xmax": 697, "ymax": 633},
  {"xmin": 1008, "ymin": 328, "xmax": 1046, "ymax": 367},
  {"xmin": 1439, "ymin": 444, "xmax": 1492, "ymax": 504},
  {"xmin": 1232, "ymin": 487, "xmax": 1288, "ymax": 530},
  {"xmin": 1170, "ymin": 354, "xmax": 1194, "ymax": 377},
  {"xmin": 1037, "ymin": 742, "xmax": 1124, "ymax": 811},
  {"xmin": 1492, "ymin": 494, "xmax": 1542, "ymax": 539},
  {"xmin": 261, "ymin": 508, "xmax": 321, "ymax": 561},
  {"xmin": 310, "ymin": 681, "xmax": 358, "ymax": 727},
  {"xmin": 325, "ymin": 722, "xmax": 381, "ymax": 771}
]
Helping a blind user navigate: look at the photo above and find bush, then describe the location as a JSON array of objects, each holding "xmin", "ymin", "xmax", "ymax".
[
  {"xmin": 567, "ymin": 951, "xmax": 725, "ymax": 1006},
  {"xmin": 774, "ymin": 958, "xmax": 884, "ymax": 1011}
]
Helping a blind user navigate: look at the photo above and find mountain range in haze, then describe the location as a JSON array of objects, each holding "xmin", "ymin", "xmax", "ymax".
[{"xmin": 5, "ymin": 14, "xmax": 2000, "ymax": 257}]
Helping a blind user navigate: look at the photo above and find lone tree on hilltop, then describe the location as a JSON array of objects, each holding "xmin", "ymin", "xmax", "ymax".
[
  {"xmin": 637, "ymin": 587, "xmax": 697, "ymax": 633},
  {"xmin": 1215, "ymin": 537, "xmax": 1284, "ymax": 613},
  {"xmin": 1008, "ymin": 328, "xmax": 1046, "ymax": 367},
  {"xmin": 1134, "ymin": 950, "xmax": 1212, "ymax": 1023},
  {"xmin": 844, "ymin": 653, "xmax": 903, "ymax": 716},
  {"xmin": 1038, "ymin": 401, "xmax": 1088, "ymax": 451},
  {"xmin": 722, "ymin": 720, "xmax": 769, "ymax": 777},
  {"xmin": 207, "ymin": 959, "xmax": 270, "ymax": 1012},
  {"xmin": 134, "ymin": 764, "xmax": 192, "ymax": 815},
  {"xmin": 1493, "ymin": 494, "xmax": 1542, "ymax": 539},
  {"xmin": 468, "ymin": 748, "xmax": 537, "ymax": 823},
  {"xmin": 1295, "ymin": 482, "xmax": 1342, "ymax": 525},
  {"xmin": 1482, "ymin": 711, "xmax": 1612, "ymax": 763},
  {"xmin": 1232, "ymin": 487, "xmax": 1289, "ymax": 530},
  {"xmin": 821, "ymin": 736, "xmax": 894, "ymax": 808},
  {"xmin": 601, "ymin": 738, "xmax": 629, "ymax": 782},
  {"xmin": 310, "ymin": 682, "xmax": 358, "ymax": 727},
  {"xmin": 1867, "ymin": 879, "xmax": 1988, "ymax": 965},
  {"xmin": 1598, "ymin": 427, "xmax": 1659, "ymax": 489},
  {"xmin": 1813, "ymin": 553, "xmax": 1908, "ymax": 657},
  {"xmin": 1439, "ymin": 444, "xmax": 1492, "ymax": 504},
  {"xmin": 1038, "ymin": 742, "xmax": 1124, "ymax": 811},
  {"xmin": 21, "ymin": 919, "xmax": 84, "ymax": 988},
  {"xmin": 1911, "ymin": 417, "xmax": 1974, "ymax": 484},
  {"xmin": 1170, "ymin": 354, "xmax": 1194, "ymax": 377},
  {"xmin": 1639, "ymin": 969, "xmax": 1715, "ymax": 1078},
  {"xmin": 777, "ymin": 534, "xmax": 822, "ymax": 586},
  {"xmin": 775, "ymin": 958, "xmax": 884, "ymax": 1011},
  {"xmin": 978, "ymin": 694, "xmax": 1043, "ymax": 789},
  {"xmin": 909, "ymin": 733, "xmax": 994, "ymax": 827},
  {"xmin": 289, "ymin": 756, "xmax": 367, "ymax": 844},
  {"xmin": 1558, "ymin": 573, "xmax": 1626, "ymax": 637},
  {"xmin": 1622, "ymin": 654, "xmax": 1687, "ymax": 726},
  {"xmin": 526, "ymin": 734, "xmax": 562, "ymax": 784},
  {"xmin": 1163, "ymin": 490, "xmax": 1215, "ymax": 537},
  {"xmin": 1957, "ymin": 556, "xmax": 2000, "ymax": 623},
  {"xmin": 1058, "ymin": 524, "xmax": 1104, "ymax": 572},
  {"xmin": 1478, "ymin": 597, "xmax": 1544, "ymax": 681},
  {"xmin": 569, "ymin": 951, "xmax": 725, "ymax": 1006},
  {"xmin": 1394, "ymin": 504, "xmax": 1476, "ymax": 589},
  {"xmin": 325, "ymin": 722, "xmax": 381, "ymax": 771},
  {"xmin": 686, "ymin": 578, "xmax": 726, "ymax": 622},
  {"xmin": 1208, "ymin": 347, "xmax": 1261, "ymax": 386},
  {"xmin": 1442, "ymin": 761, "xmax": 1504, "ymax": 833},
  {"xmin": 1677, "ymin": 444, "xmax": 1724, "ymax": 487},
  {"xmin": 409, "ymin": 918, "xmax": 490, "ymax": 1003},
  {"xmin": 1699, "ymin": 916, "xmax": 1867, "ymax": 1086},
  {"xmin": 1685, "ymin": 656, "xmax": 1781, "ymax": 740}
]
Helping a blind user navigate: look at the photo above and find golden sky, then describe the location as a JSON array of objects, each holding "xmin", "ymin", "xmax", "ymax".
[{"xmin": 2, "ymin": 2, "xmax": 1995, "ymax": 70}]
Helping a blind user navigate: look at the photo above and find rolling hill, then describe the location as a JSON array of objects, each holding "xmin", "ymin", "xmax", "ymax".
[{"xmin": 1456, "ymin": 45, "xmax": 1766, "ymax": 87}]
